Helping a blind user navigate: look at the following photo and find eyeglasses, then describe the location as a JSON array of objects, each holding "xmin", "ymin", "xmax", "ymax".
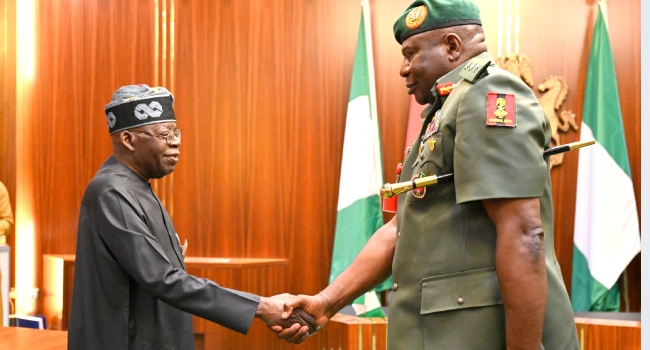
[{"xmin": 133, "ymin": 128, "xmax": 182, "ymax": 145}]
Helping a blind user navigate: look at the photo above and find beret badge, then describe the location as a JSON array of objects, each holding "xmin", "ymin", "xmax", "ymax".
[{"xmin": 405, "ymin": 5, "xmax": 428, "ymax": 29}]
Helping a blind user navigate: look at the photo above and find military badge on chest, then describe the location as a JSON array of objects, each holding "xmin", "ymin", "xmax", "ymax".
[
  {"xmin": 408, "ymin": 109, "xmax": 445, "ymax": 199},
  {"xmin": 486, "ymin": 92, "xmax": 516, "ymax": 127},
  {"xmin": 423, "ymin": 109, "xmax": 443, "ymax": 139},
  {"xmin": 411, "ymin": 172, "xmax": 427, "ymax": 198},
  {"xmin": 403, "ymin": 145, "xmax": 413, "ymax": 161},
  {"xmin": 412, "ymin": 109, "xmax": 442, "ymax": 170}
]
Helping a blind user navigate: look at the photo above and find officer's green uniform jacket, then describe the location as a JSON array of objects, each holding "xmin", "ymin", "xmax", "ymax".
[{"xmin": 388, "ymin": 52, "xmax": 579, "ymax": 349}]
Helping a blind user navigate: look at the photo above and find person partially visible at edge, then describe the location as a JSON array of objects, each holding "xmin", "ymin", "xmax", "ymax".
[
  {"xmin": 68, "ymin": 84, "xmax": 316, "ymax": 349},
  {"xmin": 0, "ymin": 180, "xmax": 13, "ymax": 325},
  {"xmin": 0, "ymin": 181, "xmax": 13, "ymax": 245},
  {"xmin": 278, "ymin": 0, "xmax": 580, "ymax": 348}
]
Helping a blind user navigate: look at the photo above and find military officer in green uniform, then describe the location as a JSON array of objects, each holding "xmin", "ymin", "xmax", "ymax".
[{"xmin": 281, "ymin": 0, "xmax": 580, "ymax": 348}]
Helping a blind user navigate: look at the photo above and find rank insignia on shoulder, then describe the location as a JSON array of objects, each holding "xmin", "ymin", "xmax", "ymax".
[
  {"xmin": 460, "ymin": 57, "xmax": 491, "ymax": 83},
  {"xmin": 485, "ymin": 92, "xmax": 516, "ymax": 127},
  {"xmin": 436, "ymin": 82, "xmax": 455, "ymax": 96},
  {"xmin": 412, "ymin": 172, "xmax": 426, "ymax": 198}
]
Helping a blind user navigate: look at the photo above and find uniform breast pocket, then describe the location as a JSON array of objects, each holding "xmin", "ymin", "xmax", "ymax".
[{"xmin": 419, "ymin": 133, "xmax": 445, "ymax": 172}]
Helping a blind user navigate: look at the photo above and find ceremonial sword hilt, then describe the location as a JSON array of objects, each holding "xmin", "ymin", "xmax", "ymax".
[{"xmin": 379, "ymin": 139, "xmax": 595, "ymax": 198}]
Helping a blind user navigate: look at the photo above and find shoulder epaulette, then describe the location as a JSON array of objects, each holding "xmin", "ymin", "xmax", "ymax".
[{"xmin": 459, "ymin": 57, "xmax": 491, "ymax": 83}]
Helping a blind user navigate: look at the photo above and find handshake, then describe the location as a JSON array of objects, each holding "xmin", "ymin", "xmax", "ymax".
[{"xmin": 255, "ymin": 293, "xmax": 331, "ymax": 345}]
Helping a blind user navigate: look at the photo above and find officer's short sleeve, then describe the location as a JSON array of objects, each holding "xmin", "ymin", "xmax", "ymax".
[{"xmin": 454, "ymin": 70, "xmax": 550, "ymax": 204}]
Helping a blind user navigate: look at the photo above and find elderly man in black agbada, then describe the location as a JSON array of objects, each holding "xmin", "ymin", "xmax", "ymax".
[{"xmin": 68, "ymin": 84, "xmax": 315, "ymax": 349}]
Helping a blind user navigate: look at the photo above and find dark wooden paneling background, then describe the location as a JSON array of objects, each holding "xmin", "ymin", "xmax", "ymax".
[
  {"xmin": 0, "ymin": 0, "xmax": 641, "ymax": 342},
  {"xmin": 0, "ymin": 0, "xmax": 16, "ymax": 242}
]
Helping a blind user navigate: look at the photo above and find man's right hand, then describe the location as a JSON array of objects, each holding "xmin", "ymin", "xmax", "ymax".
[
  {"xmin": 277, "ymin": 294, "xmax": 330, "ymax": 344},
  {"xmin": 256, "ymin": 294, "xmax": 319, "ymax": 344}
]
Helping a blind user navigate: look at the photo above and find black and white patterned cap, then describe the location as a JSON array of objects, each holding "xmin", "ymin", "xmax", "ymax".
[{"xmin": 104, "ymin": 84, "xmax": 176, "ymax": 134}]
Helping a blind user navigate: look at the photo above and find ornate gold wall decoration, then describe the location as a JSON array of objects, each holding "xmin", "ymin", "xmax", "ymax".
[
  {"xmin": 496, "ymin": 53, "xmax": 534, "ymax": 87},
  {"xmin": 537, "ymin": 76, "xmax": 578, "ymax": 167},
  {"xmin": 497, "ymin": 56, "xmax": 578, "ymax": 169}
]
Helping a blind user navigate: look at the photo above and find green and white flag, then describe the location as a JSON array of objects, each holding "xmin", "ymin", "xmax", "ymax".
[
  {"xmin": 571, "ymin": 1, "xmax": 640, "ymax": 312},
  {"xmin": 329, "ymin": 0, "xmax": 390, "ymax": 318}
]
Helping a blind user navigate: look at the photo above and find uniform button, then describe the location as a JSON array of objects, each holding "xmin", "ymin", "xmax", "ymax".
[
  {"xmin": 457, "ymin": 297, "xmax": 464, "ymax": 305},
  {"xmin": 397, "ymin": 231, "xmax": 401, "ymax": 238},
  {"xmin": 392, "ymin": 283, "xmax": 398, "ymax": 291}
]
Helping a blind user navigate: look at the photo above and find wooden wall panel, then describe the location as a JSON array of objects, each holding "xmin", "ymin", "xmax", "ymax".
[
  {"xmin": 172, "ymin": 0, "xmax": 361, "ymax": 295},
  {"xmin": 577, "ymin": 317, "xmax": 642, "ymax": 350},
  {"xmin": 1, "ymin": 0, "xmax": 638, "ymax": 331},
  {"xmin": 32, "ymin": 0, "xmax": 157, "ymax": 253},
  {"xmin": 0, "ymin": 0, "xmax": 16, "ymax": 275},
  {"xmin": 27, "ymin": 0, "xmax": 159, "ymax": 312}
]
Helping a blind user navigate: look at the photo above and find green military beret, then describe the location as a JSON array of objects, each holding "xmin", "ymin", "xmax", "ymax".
[{"xmin": 393, "ymin": 0, "xmax": 482, "ymax": 44}]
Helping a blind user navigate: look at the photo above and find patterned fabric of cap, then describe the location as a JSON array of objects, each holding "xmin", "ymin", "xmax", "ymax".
[
  {"xmin": 393, "ymin": 0, "xmax": 482, "ymax": 44},
  {"xmin": 104, "ymin": 84, "xmax": 176, "ymax": 134}
]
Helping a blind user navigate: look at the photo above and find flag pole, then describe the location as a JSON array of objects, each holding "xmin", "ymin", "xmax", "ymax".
[
  {"xmin": 361, "ymin": 0, "xmax": 389, "ymax": 311},
  {"xmin": 362, "ymin": 0, "xmax": 382, "ymax": 176},
  {"xmin": 622, "ymin": 269, "xmax": 630, "ymax": 312}
]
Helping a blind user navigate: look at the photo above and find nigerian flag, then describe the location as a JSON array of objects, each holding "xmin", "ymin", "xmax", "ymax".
[
  {"xmin": 571, "ymin": 1, "xmax": 640, "ymax": 312},
  {"xmin": 329, "ymin": 0, "xmax": 390, "ymax": 318}
]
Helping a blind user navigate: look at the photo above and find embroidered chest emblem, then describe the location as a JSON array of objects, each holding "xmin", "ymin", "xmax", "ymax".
[{"xmin": 486, "ymin": 92, "xmax": 516, "ymax": 127}]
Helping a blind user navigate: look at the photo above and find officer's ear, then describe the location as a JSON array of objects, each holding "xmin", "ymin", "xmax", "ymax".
[{"xmin": 443, "ymin": 33, "xmax": 463, "ymax": 62}]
